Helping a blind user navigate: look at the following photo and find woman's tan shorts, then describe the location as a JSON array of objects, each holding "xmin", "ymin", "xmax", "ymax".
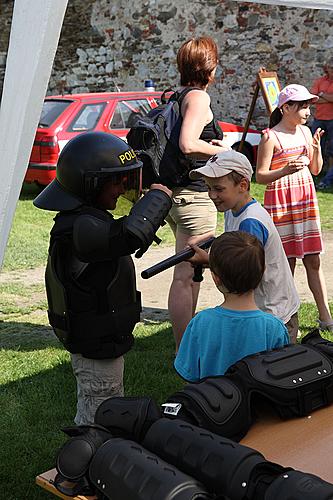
[{"xmin": 166, "ymin": 188, "xmax": 217, "ymax": 236}]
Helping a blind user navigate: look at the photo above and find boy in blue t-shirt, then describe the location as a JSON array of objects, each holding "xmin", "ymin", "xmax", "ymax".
[{"xmin": 174, "ymin": 231, "xmax": 289, "ymax": 382}]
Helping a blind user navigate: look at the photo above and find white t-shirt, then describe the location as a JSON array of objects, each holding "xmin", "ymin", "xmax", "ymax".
[{"xmin": 224, "ymin": 199, "xmax": 300, "ymax": 323}]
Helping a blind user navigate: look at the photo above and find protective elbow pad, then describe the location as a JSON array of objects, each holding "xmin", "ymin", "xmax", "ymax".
[
  {"xmin": 226, "ymin": 344, "xmax": 333, "ymax": 419},
  {"xmin": 94, "ymin": 396, "xmax": 161, "ymax": 442},
  {"xmin": 55, "ymin": 424, "xmax": 112, "ymax": 496},
  {"xmin": 264, "ymin": 470, "xmax": 333, "ymax": 499},
  {"xmin": 123, "ymin": 189, "xmax": 171, "ymax": 255},
  {"xmin": 89, "ymin": 437, "xmax": 213, "ymax": 500},
  {"xmin": 301, "ymin": 328, "xmax": 333, "ymax": 361},
  {"xmin": 162, "ymin": 376, "xmax": 250, "ymax": 442},
  {"xmin": 142, "ymin": 418, "xmax": 266, "ymax": 500}
]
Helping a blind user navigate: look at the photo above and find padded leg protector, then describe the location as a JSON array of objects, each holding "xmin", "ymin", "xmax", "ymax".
[
  {"xmin": 89, "ymin": 437, "xmax": 213, "ymax": 500},
  {"xmin": 264, "ymin": 470, "xmax": 333, "ymax": 499},
  {"xmin": 55, "ymin": 424, "xmax": 112, "ymax": 496},
  {"xmin": 163, "ymin": 377, "xmax": 250, "ymax": 442},
  {"xmin": 94, "ymin": 396, "xmax": 161, "ymax": 442},
  {"xmin": 142, "ymin": 418, "xmax": 265, "ymax": 500},
  {"xmin": 302, "ymin": 328, "xmax": 333, "ymax": 361}
]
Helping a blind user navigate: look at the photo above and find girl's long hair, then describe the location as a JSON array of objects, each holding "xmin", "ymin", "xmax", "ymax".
[
  {"xmin": 269, "ymin": 107, "xmax": 282, "ymax": 128},
  {"xmin": 269, "ymin": 100, "xmax": 310, "ymax": 128}
]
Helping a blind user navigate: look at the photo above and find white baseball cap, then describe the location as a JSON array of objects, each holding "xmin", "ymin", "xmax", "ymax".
[{"xmin": 189, "ymin": 150, "xmax": 253, "ymax": 181}]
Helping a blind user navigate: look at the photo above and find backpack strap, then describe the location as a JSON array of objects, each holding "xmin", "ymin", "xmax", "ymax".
[
  {"xmin": 160, "ymin": 87, "xmax": 174, "ymax": 104},
  {"xmin": 171, "ymin": 86, "xmax": 202, "ymax": 108}
]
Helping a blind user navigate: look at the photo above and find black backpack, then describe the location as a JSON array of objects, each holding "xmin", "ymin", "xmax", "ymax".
[{"xmin": 126, "ymin": 87, "xmax": 197, "ymax": 188}]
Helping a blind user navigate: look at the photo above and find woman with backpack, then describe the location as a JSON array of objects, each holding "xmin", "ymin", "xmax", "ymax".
[{"xmin": 167, "ymin": 36, "xmax": 230, "ymax": 351}]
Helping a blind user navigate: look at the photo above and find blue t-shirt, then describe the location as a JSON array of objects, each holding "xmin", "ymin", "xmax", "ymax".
[{"xmin": 174, "ymin": 306, "xmax": 289, "ymax": 382}]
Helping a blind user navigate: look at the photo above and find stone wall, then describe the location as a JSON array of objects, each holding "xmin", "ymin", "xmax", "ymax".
[{"xmin": 1, "ymin": 0, "xmax": 333, "ymax": 128}]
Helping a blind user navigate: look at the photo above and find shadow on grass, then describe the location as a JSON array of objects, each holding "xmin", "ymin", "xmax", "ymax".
[
  {"xmin": 0, "ymin": 317, "xmax": 175, "ymax": 351},
  {"xmin": 0, "ymin": 321, "xmax": 58, "ymax": 351},
  {"xmin": 0, "ymin": 320, "xmax": 183, "ymax": 499},
  {"xmin": 20, "ymin": 182, "xmax": 42, "ymax": 201}
]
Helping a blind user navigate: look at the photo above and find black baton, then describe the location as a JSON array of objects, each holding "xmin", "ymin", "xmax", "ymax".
[{"xmin": 141, "ymin": 236, "xmax": 215, "ymax": 279}]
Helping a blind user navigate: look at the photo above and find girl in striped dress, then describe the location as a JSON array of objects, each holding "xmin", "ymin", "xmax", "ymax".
[{"xmin": 256, "ymin": 84, "xmax": 333, "ymax": 331}]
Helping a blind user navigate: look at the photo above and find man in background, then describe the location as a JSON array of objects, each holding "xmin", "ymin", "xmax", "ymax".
[{"xmin": 311, "ymin": 57, "xmax": 333, "ymax": 189}]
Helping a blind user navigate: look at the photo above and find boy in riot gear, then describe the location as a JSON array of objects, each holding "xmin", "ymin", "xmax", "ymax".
[{"xmin": 34, "ymin": 132, "xmax": 172, "ymax": 425}]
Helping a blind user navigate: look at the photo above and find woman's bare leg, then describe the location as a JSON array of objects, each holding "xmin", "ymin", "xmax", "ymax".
[{"xmin": 168, "ymin": 229, "xmax": 215, "ymax": 351}]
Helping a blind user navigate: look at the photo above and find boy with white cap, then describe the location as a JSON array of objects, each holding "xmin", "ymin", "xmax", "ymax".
[{"xmin": 188, "ymin": 150, "xmax": 300, "ymax": 342}]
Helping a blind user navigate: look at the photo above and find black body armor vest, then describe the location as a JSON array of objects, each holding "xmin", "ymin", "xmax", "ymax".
[{"xmin": 45, "ymin": 207, "xmax": 141, "ymax": 359}]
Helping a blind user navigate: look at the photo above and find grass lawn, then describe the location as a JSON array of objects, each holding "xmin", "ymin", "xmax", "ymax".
[
  {"xmin": 3, "ymin": 181, "xmax": 333, "ymax": 271},
  {"xmin": 1, "ymin": 182, "xmax": 333, "ymax": 498}
]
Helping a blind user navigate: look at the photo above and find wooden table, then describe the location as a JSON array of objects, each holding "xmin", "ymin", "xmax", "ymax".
[
  {"xmin": 35, "ymin": 469, "xmax": 96, "ymax": 500},
  {"xmin": 36, "ymin": 405, "xmax": 333, "ymax": 497},
  {"xmin": 242, "ymin": 403, "xmax": 333, "ymax": 482}
]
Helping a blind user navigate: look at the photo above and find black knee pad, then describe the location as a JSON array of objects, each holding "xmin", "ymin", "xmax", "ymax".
[
  {"xmin": 89, "ymin": 437, "xmax": 213, "ymax": 499},
  {"xmin": 302, "ymin": 328, "xmax": 333, "ymax": 361},
  {"xmin": 142, "ymin": 418, "xmax": 265, "ymax": 499},
  {"xmin": 264, "ymin": 470, "xmax": 333, "ymax": 499},
  {"xmin": 54, "ymin": 424, "xmax": 112, "ymax": 497},
  {"xmin": 94, "ymin": 396, "xmax": 161, "ymax": 442},
  {"xmin": 162, "ymin": 376, "xmax": 250, "ymax": 441}
]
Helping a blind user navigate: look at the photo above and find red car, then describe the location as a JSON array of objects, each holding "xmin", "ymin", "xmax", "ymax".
[{"xmin": 25, "ymin": 91, "xmax": 261, "ymax": 186}]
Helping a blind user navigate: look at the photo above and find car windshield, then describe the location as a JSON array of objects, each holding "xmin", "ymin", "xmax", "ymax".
[{"xmin": 38, "ymin": 99, "xmax": 73, "ymax": 128}]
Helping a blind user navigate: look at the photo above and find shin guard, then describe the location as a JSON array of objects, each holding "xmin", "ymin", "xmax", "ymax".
[
  {"xmin": 89, "ymin": 437, "xmax": 213, "ymax": 499},
  {"xmin": 94, "ymin": 396, "xmax": 161, "ymax": 442},
  {"xmin": 142, "ymin": 418, "xmax": 265, "ymax": 499},
  {"xmin": 264, "ymin": 470, "xmax": 333, "ymax": 499}
]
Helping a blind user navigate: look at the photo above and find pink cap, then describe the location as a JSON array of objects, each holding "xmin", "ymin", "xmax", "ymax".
[{"xmin": 278, "ymin": 84, "xmax": 319, "ymax": 108}]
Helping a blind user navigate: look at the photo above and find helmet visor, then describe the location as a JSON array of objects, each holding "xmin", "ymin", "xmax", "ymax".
[
  {"xmin": 85, "ymin": 167, "xmax": 142, "ymax": 205},
  {"xmin": 120, "ymin": 169, "xmax": 142, "ymax": 204}
]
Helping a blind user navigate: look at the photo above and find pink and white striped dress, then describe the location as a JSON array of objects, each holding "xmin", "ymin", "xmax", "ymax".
[{"xmin": 263, "ymin": 127, "xmax": 323, "ymax": 258}]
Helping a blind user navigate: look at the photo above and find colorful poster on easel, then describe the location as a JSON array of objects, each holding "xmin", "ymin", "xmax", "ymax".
[
  {"xmin": 238, "ymin": 69, "xmax": 281, "ymax": 156},
  {"xmin": 257, "ymin": 70, "xmax": 281, "ymax": 113}
]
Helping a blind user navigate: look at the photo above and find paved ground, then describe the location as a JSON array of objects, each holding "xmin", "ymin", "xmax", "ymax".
[{"xmin": 1, "ymin": 232, "xmax": 333, "ymax": 322}]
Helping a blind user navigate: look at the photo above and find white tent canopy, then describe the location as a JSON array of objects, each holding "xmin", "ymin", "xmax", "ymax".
[
  {"xmin": 0, "ymin": 0, "xmax": 68, "ymax": 269},
  {"xmin": 236, "ymin": 0, "xmax": 333, "ymax": 9}
]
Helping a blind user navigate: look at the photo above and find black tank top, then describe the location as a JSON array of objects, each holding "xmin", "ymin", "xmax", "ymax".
[{"xmin": 183, "ymin": 109, "xmax": 224, "ymax": 191}]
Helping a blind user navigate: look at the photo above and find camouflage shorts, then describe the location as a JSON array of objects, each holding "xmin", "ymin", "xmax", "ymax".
[{"xmin": 70, "ymin": 353, "xmax": 124, "ymax": 425}]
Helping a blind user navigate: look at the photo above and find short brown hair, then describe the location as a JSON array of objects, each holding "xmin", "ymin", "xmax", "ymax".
[
  {"xmin": 177, "ymin": 37, "xmax": 218, "ymax": 87},
  {"xmin": 209, "ymin": 231, "xmax": 265, "ymax": 294},
  {"xmin": 226, "ymin": 171, "xmax": 250, "ymax": 191}
]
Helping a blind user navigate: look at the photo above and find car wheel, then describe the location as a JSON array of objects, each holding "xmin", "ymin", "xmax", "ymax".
[
  {"xmin": 35, "ymin": 182, "xmax": 47, "ymax": 192},
  {"xmin": 231, "ymin": 142, "xmax": 254, "ymax": 166}
]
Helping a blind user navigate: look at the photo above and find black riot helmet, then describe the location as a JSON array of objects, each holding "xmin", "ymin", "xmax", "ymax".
[{"xmin": 33, "ymin": 132, "xmax": 143, "ymax": 211}]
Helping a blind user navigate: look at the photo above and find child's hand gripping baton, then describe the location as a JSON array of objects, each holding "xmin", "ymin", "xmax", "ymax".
[{"xmin": 141, "ymin": 236, "xmax": 215, "ymax": 280}]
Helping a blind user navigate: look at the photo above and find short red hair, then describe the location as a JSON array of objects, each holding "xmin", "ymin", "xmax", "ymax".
[{"xmin": 177, "ymin": 37, "xmax": 219, "ymax": 87}]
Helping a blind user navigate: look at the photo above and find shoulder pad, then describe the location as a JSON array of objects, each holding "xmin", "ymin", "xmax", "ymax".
[{"xmin": 73, "ymin": 214, "xmax": 112, "ymax": 262}]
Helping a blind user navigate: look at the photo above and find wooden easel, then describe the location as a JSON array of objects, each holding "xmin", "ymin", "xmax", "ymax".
[{"xmin": 238, "ymin": 68, "xmax": 281, "ymax": 153}]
